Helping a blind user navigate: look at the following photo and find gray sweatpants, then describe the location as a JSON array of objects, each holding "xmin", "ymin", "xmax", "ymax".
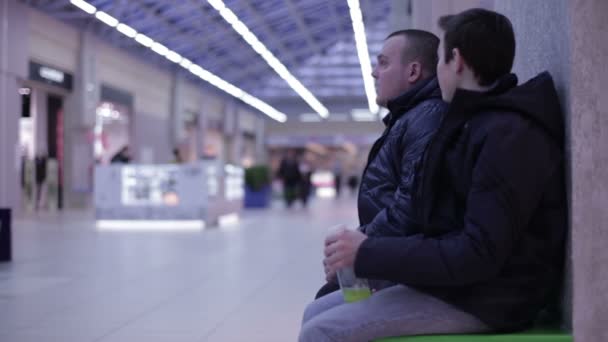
[{"xmin": 299, "ymin": 285, "xmax": 489, "ymax": 342}]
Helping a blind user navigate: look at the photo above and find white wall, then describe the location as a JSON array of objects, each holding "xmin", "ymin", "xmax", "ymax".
[
  {"xmin": 202, "ymin": 91, "xmax": 225, "ymax": 122},
  {"xmin": 411, "ymin": 0, "xmax": 493, "ymax": 36},
  {"xmin": 96, "ymin": 43, "xmax": 172, "ymax": 119},
  {"xmin": 28, "ymin": 8, "xmax": 79, "ymax": 72},
  {"xmin": 237, "ymin": 108, "xmax": 256, "ymax": 133},
  {"xmin": 181, "ymin": 82, "xmax": 201, "ymax": 114},
  {"xmin": 1, "ymin": 0, "xmax": 29, "ymax": 211}
]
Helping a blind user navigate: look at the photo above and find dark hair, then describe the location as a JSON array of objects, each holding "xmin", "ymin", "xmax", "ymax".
[
  {"xmin": 438, "ymin": 8, "xmax": 515, "ymax": 86},
  {"xmin": 386, "ymin": 29, "xmax": 439, "ymax": 76}
]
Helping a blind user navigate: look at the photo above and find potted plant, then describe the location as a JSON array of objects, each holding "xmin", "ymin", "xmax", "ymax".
[{"xmin": 244, "ymin": 165, "xmax": 271, "ymax": 208}]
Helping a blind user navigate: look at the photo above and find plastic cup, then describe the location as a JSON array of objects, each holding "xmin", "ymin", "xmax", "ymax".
[
  {"xmin": 327, "ymin": 224, "xmax": 371, "ymax": 303},
  {"xmin": 337, "ymin": 266, "xmax": 371, "ymax": 302}
]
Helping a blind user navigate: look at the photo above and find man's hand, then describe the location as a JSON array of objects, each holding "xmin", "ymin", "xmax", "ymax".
[{"xmin": 323, "ymin": 229, "xmax": 368, "ymax": 282}]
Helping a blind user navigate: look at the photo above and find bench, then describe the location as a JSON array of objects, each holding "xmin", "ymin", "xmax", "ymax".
[{"xmin": 375, "ymin": 329, "xmax": 572, "ymax": 342}]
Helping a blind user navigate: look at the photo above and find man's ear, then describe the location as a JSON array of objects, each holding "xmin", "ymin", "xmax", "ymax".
[
  {"xmin": 450, "ymin": 48, "xmax": 464, "ymax": 74},
  {"xmin": 407, "ymin": 62, "xmax": 423, "ymax": 83}
]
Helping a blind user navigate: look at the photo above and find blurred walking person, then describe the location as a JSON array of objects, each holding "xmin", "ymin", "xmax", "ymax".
[{"xmin": 278, "ymin": 150, "xmax": 301, "ymax": 208}]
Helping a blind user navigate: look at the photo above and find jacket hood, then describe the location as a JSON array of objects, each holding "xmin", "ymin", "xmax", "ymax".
[
  {"xmin": 384, "ymin": 76, "xmax": 443, "ymax": 126},
  {"xmin": 452, "ymin": 72, "xmax": 565, "ymax": 147}
]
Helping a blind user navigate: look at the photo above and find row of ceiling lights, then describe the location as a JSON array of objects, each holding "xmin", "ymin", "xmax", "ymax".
[
  {"xmin": 207, "ymin": 0, "xmax": 329, "ymax": 119},
  {"xmin": 347, "ymin": 0, "xmax": 378, "ymax": 114},
  {"xmin": 70, "ymin": 0, "xmax": 376, "ymax": 122},
  {"xmin": 70, "ymin": 0, "xmax": 287, "ymax": 122}
]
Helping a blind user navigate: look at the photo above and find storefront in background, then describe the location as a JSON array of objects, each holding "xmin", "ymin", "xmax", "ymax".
[
  {"xmin": 19, "ymin": 61, "xmax": 73, "ymax": 211},
  {"xmin": 94, "ymin": 85, "xmax": 134, "ymax": 164}
]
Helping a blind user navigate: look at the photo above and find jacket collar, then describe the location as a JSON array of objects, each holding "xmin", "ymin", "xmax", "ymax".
[
  {"xmin": 448, "ymin": 73, "xmax": 518, "ymax": 116},
  {"xmin": 383, "ymin": 76, "xmax": 442, "ymax": 127}
]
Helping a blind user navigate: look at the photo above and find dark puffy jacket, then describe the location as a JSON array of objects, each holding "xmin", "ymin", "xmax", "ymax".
[
  {"xmin": 355, "ymin": 72, "xmax": 567, "ymax": 332},
  {"xmin": 359, "ymin": 77, "xmax": 446, "ymax": 236}
]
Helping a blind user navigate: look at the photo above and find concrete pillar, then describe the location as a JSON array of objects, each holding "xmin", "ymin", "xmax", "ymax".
[
  {"xmin": 196, "ymin": 93, "xmax": 208, "ymax": 160},
  {"xmin": 411, "ymin": 0, "xmax": 493, "ymax": 35},
  {"xmin": 32, "ymin": 88, "xmax": 48, "ymax": 156},
  {"xmin": 411, "ymin": 0, "xmax": 433, "ymax": 32},
  {"xmin": 568, "ymin": 0, "xmax": 608, "ymax": 340},
  {"xmin": 63, "ymin": 32, "xmax": 98, "ymax": 208},
  {"xmin": 78, "ymin": 32, "xmax": 98, "ymax": 128},
  {"xmin": 494, "ymin": 0, "xmax": 572, "ymax": 329},
  {"xmin": 389, "ymin": 0, "xmax": 412, "ymax": 33},
  {"xmin": 255, "ymin": 116, "xmax": 266, "ymax": 164},
  {"xmin": 222, "ymin": 100, "xmax": 237, "ymax": 164},
  {"xmin": 231, "ymin": 110, "xmax": 243, "ymax": 165},
  {"xmin": 170, "ymin": 72, "xmax": 184, "ymax": 148},
  {"xmin": 0, "ymin": 0, "xmax": 28, "ymax": 212}
]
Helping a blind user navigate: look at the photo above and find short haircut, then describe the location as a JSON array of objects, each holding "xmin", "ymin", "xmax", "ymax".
[
  {"xmin": 438, "ymin": 8, "xmax": 515, "ymax": 86},
  {"xmin": 386, "ymin": 29, "xmax": 439, "ymax": 76}
]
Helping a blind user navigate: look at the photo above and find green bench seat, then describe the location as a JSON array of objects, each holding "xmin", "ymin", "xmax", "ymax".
[{"xmin": 375, "ymin": 329, "xmax": 572, "ymax": 342}]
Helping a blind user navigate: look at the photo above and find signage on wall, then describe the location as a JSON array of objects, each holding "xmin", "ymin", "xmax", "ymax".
[{"xmin": 29, "ymin": 61, "xmax": 73, "ymax": 91}]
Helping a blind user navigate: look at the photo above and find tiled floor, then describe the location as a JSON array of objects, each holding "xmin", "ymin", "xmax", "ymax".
[{"xmin": 0, "ymin": 197, "xmax": 359, "ymax": 342}]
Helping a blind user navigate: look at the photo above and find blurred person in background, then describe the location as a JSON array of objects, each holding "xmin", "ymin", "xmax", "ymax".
[
  {"xmin": 172, "ymin": 148, "xmax": 183, "ymax": 164},
  {"xmin": 298, "ymin": 155, "xmax": 314, "ymax": 208},
  {"xmin": 332, "ymin": 157, "xmax": 343, "ymax": 198},
  {"xmin": 277, "ymin": 149, "xmax": 301, "ymax": 208},
  {"xmin": 110, "ymin": 145, "xmax": 131, "ymax": 164}
]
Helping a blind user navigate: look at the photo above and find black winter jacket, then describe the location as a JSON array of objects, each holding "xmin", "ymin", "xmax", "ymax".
[
  {"xmin": 355, "ymin": 72, "xmax": 567, "ymax": 332},
  {"xmin": 359, "ymin": 76, "xmax": 446, "ymax": 236}
]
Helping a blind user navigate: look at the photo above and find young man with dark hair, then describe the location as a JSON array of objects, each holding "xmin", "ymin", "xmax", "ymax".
[{"xmin": 299, "ymin": 8, "xmax": 566, "ymax": 342}]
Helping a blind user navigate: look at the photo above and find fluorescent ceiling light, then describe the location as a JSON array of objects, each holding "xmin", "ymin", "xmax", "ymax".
[
  {"xmin": 95, "ymin": 11, "xmax": 119, "ymax": 27},
  {"xmin": 347, "ymin": 0, "xmax": 379, "ymax": 114},
  {"xmin": 151, "ymin": 42, "xmax": 169, "ymax": 56},
  {"xmin": 117, "ymin": 23, "xmax": 137, "ymax": 38},
  {"xmin": 180, "ymin": 58, "xmax": 192, "ymax": 69},
  {"xmin": 69, "ymin": 1, "xmax": 288, "ymax": 123},
  {"xmin": 188, "ymin": 64, "xmax": 286, "ymax": 122},
  {"xmin": 134, "ymin": 33, "xmax": 154, "ymax": 47},
  {"xmin": 207, "ymin": 0, "xmax": 328, "ymax": 119},
  {"xmin": 240, "ymin": 93, "xmax": 287, "ymax": 122},
  {"xmin": 188, "ymin": 64, "xmax": 205, "ymax": 77},
  {"xmin": 352, "ymin": 116, "xmax": 377, "ymax": 122},
  {"xmin": 70, "ymin": 0, "xmax": 96, "ymax": 14},
  {"xmin": 351, "ymin": 108, "xmax": 377, "ymax": 122},
  {"xmin": 300, "ymin": 113, "xmax": 322, "ymax": 122},
  {"xmin": 165, "ymin": 50, "xmax": 183, "ymax": 63}
]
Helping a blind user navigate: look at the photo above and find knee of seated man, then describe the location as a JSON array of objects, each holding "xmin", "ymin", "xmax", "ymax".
[
  {"xmin": 299, "ymin": 317, "xmax": 336, "ymax": 342},
  {"xmin": 302, "ymin": 299, "xmax": 325, "ymax": 324},
  {"xmin": 302, "ymin": 290, "xmax": 343, "ymax": 324}
]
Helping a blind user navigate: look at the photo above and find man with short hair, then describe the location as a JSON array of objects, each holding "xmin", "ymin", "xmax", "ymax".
[
  {"xmin": 313, "ymin": 29, "xmax": 446, "ymax": 300},
  {"xmin": 300, "ymin": 8, "xmax": 566, "ymax": 342},
  {"xmin": 301, "ymin": 28, "xmax": 453, "ymax": 340}
]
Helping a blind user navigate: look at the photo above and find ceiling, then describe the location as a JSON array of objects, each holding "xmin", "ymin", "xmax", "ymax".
[{"xmin": 23, "ymin": 0, "xmax": 394, "ymax": 119}]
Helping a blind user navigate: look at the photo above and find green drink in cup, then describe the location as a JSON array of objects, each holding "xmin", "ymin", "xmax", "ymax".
[
  {"xmin": 327, "ymin": 224, "xmax": 372, "ymax": 303},
  {"xmin": 337, "ymin": 266, "xmax": 371, "ymax": 303}
]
